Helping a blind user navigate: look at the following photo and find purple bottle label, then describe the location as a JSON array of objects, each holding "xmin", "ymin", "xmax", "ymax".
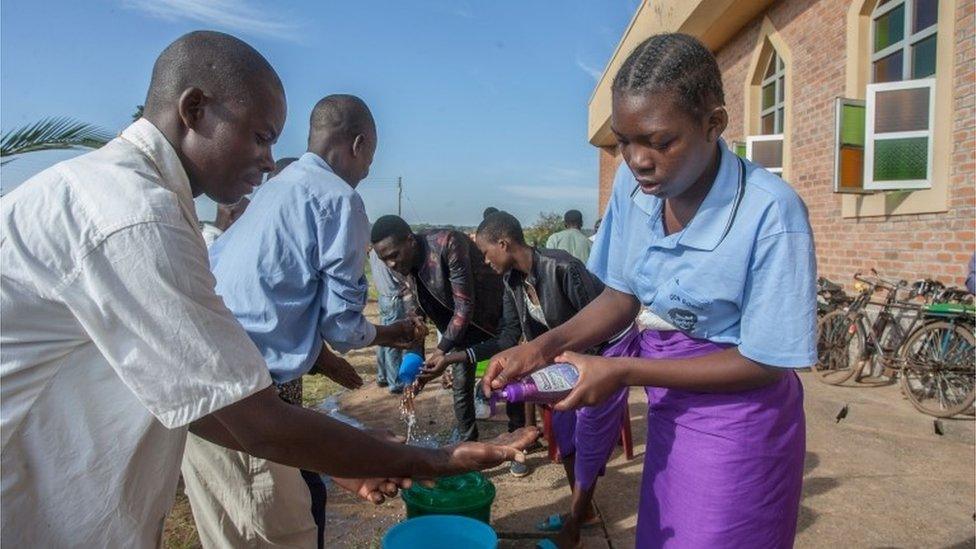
[{"xmin": 498, "ymin": 363, "xmax": 578, "ymax": 403}]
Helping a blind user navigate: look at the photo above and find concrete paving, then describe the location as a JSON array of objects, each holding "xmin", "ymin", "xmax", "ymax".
[{"xmin": 325, "ymin": 370, "xmax": 974, "ymax": 548}]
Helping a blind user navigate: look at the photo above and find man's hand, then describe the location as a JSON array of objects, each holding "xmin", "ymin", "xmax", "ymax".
[
  {"xmin": 375, "ymin": 316, "xmax": 429, "ymax": 349},
  {"xmin": 311, "ymin": 347, "xmax": 363, "ymax": 390},
  {"xmin": 416, "ymin": 350, "xmax": 464, "ymax": 390},
  {"xmin": 333, "ymin": 476, "xmax": 411, "ymax": 504},
  {"xmin": 551, "ymin": 351, "xmax": 626, "ymax": 411},
  {"xmin": 482, "ymin": 341, "xmax": 549, "ymax": 396},
  {"xmin": 442, "ymin": 426, "xmax": 541, "ymax": 473}
]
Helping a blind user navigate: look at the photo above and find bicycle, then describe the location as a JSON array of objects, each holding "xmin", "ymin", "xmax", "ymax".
[
  {"xmin": 898, "ymin": 292, "xmax": 975, "ymax": 417},
  {"xmin": 814, "ymin": 275, "xmax": 878, "ymax": 385},
  {"xmin": 817, "ymin": 276, "xmax": 851, "ymax": 319},
  {"xmin": 814, "ymin": 272, "xmax": 936, "ymax": 386}
]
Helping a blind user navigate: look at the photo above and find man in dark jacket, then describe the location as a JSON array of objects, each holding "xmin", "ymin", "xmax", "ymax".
[
  {"xmin": 371, "ymin": 215, "xmax": 524, "ymax": 441},
  {"xmin": 421, "ymin": 211, "xmax": 640, "ymax": 548}
]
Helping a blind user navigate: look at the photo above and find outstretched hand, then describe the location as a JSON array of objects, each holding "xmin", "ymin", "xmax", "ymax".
[
  {"xmin": 333, "ymin": 476, "xmax": 411, "ymax": 504},
  {"xmin": 443, "ymin": 426, "xmax": 540, "ymax": 473}
]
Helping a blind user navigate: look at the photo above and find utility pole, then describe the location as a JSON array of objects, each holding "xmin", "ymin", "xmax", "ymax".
[{"xmin": 397, "ymin": 176, "xmax": 402, "ymax": 217}]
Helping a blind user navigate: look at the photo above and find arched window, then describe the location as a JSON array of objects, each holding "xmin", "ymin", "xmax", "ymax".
[{"xmin": 746, "ymin": 42, "xmax": 787, "ymax": 176}]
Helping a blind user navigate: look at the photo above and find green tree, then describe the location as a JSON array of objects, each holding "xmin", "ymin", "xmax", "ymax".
[
  {"xmin": 1, "ymin": 117, "xmax": 112, "ymax": 166},
  {"xmin": 524, "ymin": 211, "xmax": 563, "ymax": 247}
]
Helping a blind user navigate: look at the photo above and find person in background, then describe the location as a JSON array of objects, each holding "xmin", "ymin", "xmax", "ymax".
[
  {"xmin": 369, "ymin": 246, "xmax": 409, "ymax": 393},
  {"xmin": 423, "ymin": 211, "xmax": 640, "ymax": 544},
  {"xmin": 201, "ymin": 197, "xmax": 251, "ymax": 247},
  {"xmin": 2, "ymin": 30, "xmax": 538, "ymax": 549},
  {"xmin": 589, "ymin": 217, "xmax": 602, "ymax": 243},
  {"xmin": 371, "ymin": 215, "xmax": 526, "ymax": 442},
  {"xmin": 546, "ymin": 209, "xmax": 591, "ymax": 263},
  {"xmin": 182, "ymin": 95, "xmax": 434, "ymax": 548}
]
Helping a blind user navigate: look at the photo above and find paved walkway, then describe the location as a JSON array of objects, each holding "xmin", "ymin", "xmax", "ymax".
[{"xmin": 325, "ymin": 371, "xmax": 975, "ymax": 548}]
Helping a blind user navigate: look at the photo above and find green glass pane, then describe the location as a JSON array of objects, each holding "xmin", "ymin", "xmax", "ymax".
[
  {"xmin": 777, "ymin": 77, "xmax": 784, "ymax": 103},
  {"xmin": 841, "ymin": 103, "xmax": 866, "ymax": 147},
  {"xmin": 873, "ymin": 137, "xmax": 928, "ymax": 181},
  {"xmin": 912, "ymin": 34, "xmax": 937, "ymax": 78},
  {"xmin": 762, "ymin": 83, "xmax": 776, "ymax": 109},
  {"xmin": 874, "ymin": 5, "xmax": 905, "ymax": 53},
  {"xmin": 776, "ymin": 108, "xmax": 785, "ymax": 133},
  {"xmin": 914, "ymin": 0, "xmax": 938, "ymax": 33}
]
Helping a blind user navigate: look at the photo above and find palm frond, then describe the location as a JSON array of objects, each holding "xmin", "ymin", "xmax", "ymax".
[{"xmin": 1, "ymin": 117, "xmax": 113, "ymax": 162}]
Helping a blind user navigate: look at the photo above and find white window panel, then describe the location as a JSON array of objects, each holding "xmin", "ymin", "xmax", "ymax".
[
  {"xmin": 864, "ymin": 78, "xmax": 935, "ymax": 190},
  {"xmin": 746, "ymin": 134, "xmax": 784, "ymax": 176}
]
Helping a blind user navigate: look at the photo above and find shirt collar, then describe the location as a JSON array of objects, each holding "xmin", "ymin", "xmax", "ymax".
[
  {"xmin": 301, "ymin": 151, "xmax": 336, "ymax": 175},
  {"xmin": 119, "ymin": 119, "xmax": 198, "ymax": 227},
  {"xmin": 675, "ymin": 139, "xmax": 744, "ymax": 251}
]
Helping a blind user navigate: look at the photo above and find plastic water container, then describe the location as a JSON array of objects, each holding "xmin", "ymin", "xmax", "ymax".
[
  {"xmin": 400, "ymin": 471, "xmax": 496, "ymax": 524},
  {"xmin": 396, "ymin": 352, "xmax": 424, "ymax": 385},
  {"xmin": 382, "ymin": 515, "xmax": 497, "ymax": 549}
]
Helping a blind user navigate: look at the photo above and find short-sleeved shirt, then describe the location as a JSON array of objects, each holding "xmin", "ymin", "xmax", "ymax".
[
  {"xmin": 546, "ymin": 228, "xmax": 592, "ymax": 263},
  {"xmin": 588, "ymin": 140, "xmax": 817, "ymax": 368},
  {"xmin": 0, "ymin": 119, "xmax": 273, "ymax": 548},
  {"xmin": 209, "ymin": 152, "xmax": 376, "ymax": 383}
]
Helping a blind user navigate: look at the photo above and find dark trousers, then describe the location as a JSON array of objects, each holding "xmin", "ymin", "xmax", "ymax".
[
  {"xmin": 299, "ymin": 470, "xmax": 327, "ymax": 549},
  {"xmin": 450, "ymin": 334, "xmax": 528, "ymax": 441}
]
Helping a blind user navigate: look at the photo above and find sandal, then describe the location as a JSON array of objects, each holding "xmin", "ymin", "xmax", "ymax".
[{"xmin": 535, "ymin": 513, "xmax": 600, "ymax": 532}]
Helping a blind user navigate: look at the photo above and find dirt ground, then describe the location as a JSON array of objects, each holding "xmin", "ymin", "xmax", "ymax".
[{"xmin": 164, "ymin": 302, "xmax": 975, "ymax": 548}]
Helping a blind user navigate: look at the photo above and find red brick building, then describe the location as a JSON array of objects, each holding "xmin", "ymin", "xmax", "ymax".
[{"xmin": 589, "ymin": 0, "xmax": 974, "ymax": 287}]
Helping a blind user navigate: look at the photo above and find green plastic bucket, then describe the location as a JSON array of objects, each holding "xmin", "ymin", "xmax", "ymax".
[
  {"xmin": 475, "ymin": 358, "xmax": 490, "ymax": 377},
  {"xmin": 401, "ymin": 471, "xmax": 496, "ymax": 524}
]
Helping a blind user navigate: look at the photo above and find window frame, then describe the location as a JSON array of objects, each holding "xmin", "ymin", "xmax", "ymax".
[
  {"xmin": 870, "ymin": 0, "xmax": 938, "ymax": 82},
  {"xmin": 746, "ymin": 134, "xmax": 784, "ymax": 176},
  {"xmin": 863, "ymin": 77, "xmax": 935, "ymax": 190},
  {"xmin": 833, "ymin": 97, "xmax": 872, "ymax": 194},
  {"xmin": 759, "ymin": 51, "xmax": 786, "ymax": 134}
]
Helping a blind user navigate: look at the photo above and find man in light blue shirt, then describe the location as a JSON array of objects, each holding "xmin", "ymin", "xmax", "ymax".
[{"xmin": 182, "ymin": 95, "xmax": 422, "ymax": 548}]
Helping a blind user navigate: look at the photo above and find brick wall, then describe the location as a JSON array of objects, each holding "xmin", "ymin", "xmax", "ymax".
[
  {"xmin": 597, "ymin": 146, "xmax": 622, "ymax": 216},
  {"xmin": 595, "ymin": 0, "xmax": 975, "ymax": 287}
]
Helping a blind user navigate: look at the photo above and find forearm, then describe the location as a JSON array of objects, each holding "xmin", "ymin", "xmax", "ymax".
[
  {"xmin": 533, "ymin": 288, "xmax": 638, "ymax": 359},
  {"xmin": 614, "ymin": 347, "xmax": 786, "ymax": 393},
  {"xmin": 189, "ymin": 414, "xmax": 247, "ymax": 452},
  {"xmin": 213, "ymin": 388, "xmax": 456, "ymax": 478}
]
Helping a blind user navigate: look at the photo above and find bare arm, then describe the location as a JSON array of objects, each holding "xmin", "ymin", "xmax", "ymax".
[
  {"xmin": 552, "ymin": 347, "xmax": 786, "ymax": 411},
  {"xmin": 196, "ymin": 387, "xmax": 537, "ymax": 479},
  {"xmin": 483, "ymin": 287, "xmax": 639, "ymax": 393}
]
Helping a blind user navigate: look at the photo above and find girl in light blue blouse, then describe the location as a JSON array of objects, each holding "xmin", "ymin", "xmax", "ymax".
[{"xmin": 485, "ymin": 33, "xmax": 816, "ymax": 548}]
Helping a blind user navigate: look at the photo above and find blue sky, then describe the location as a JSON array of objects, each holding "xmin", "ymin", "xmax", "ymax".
[{"xmin": 1, "ymin": 0, "xmax": 636, "ymax": 226}]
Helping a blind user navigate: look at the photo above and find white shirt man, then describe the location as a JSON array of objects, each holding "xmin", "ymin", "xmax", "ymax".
[{"xmin": 0, "ymin": 119, "xmax": 272, "ymax": 547}]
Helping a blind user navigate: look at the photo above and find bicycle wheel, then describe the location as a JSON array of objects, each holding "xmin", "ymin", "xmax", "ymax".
[
  {"xmin": 814, "ymin": 310, "xmax": 866, "ymax": 385},
  {"xmin": 899, "ymin": 321, "xmax": 976, "ymax": 417},
  {"xmin": 859, "ymin": 313, "xmax": 908, "ymax": 382}
]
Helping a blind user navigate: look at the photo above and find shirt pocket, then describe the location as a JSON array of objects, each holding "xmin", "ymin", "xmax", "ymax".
[{"xmin": 649, "ymin": 279, "xmax": 715, "ymax": 338}]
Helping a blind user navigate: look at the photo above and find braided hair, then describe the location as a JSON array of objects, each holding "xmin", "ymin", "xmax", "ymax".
[{"xmin": 612, "ymin": 33, "xmax": 724, "ymax": 118}]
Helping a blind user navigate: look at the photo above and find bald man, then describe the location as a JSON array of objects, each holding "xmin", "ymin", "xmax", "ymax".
[
  {"xmin": 181, "ymin": 95, "xmax": 423, "ymax": 547},
  {"xmin": 1, "ymin": 31, "xmax": 536, "ymax": 548}
]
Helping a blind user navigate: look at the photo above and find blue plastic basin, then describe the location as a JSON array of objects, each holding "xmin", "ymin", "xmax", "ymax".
[{"xmin": 382, "ymin": 514, "xmax": 498, "ymax": 549}]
